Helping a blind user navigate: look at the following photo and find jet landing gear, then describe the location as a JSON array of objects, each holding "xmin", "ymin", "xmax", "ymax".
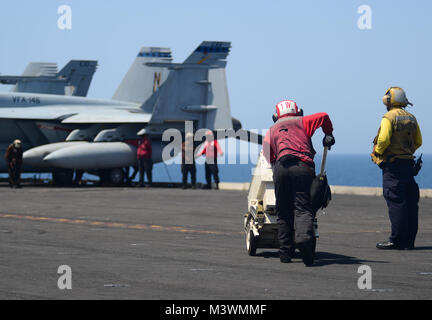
[
  {"xmin": 52, "ymin": 169, "xmax": 74, "ymax": 186},
  {"xmin": 98, "ymin": 168, "xmax": 126, "ymax": 186},
  {"xmin": 52, "ymin": 168, "xmax": 129, "ymax": 187}
]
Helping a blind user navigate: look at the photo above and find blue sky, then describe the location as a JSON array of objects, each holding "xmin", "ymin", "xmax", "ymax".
[{"xmin": 0, "ymin": 0, "xmax": 430, "ymax": 154}]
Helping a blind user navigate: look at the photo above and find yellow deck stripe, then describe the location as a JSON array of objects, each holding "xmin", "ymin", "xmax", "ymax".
[
  {"xmin": 2, "ymin": 212, "xmax": 428, "ymax": 236},
  {"xmin": 0, "ymin": 212, "xmax": 235, "ymax": 236}
]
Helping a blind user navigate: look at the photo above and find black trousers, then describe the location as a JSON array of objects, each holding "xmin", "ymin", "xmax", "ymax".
[
  {"xmin": 273, "ymin": 157, "xmax": 315, "ymax": 258},
  {"xmin": 138, "ymin": 158, "xmax": 153, "ymax": 185},
  {"xmin": 126, "ymin": 166, "xmax": 138, "ymax": 182},
  {"xmin": 8, "ymin": 164, "xmax": 21, "ymax": 187},
  {"xmin": 74, "ymin": 170, "xmax": 84, "ymax": 184},
  {"xmin": 382, "ymin": 159, "xmax": 419, "ymax": 248},
  {"xmin": 205, "ymin": 162, "xmax": 219, "ymax": 185},
  {"xmin": 182, "ymin": 164, "xmax": 196, "ymax": 186}
]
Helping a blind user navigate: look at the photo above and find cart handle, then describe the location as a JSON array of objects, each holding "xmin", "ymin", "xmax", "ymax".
[{"xmin": 320, "ymin": 146, "xmax": 329, "ymax": 176}]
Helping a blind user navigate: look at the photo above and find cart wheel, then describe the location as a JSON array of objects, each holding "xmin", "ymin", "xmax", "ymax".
[
  {"xmin": 246, "ymin": 227, "xmax": 258, "ymax": 256},
  {"xmin": 243, "ymin": 215, "xmax": 249, "ymax": 230}
]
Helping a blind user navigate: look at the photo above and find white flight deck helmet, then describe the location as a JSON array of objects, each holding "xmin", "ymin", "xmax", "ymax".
[
  {"xmin": 13, "ymin": 139, "xmax": 22, "ymax": 148},
  {"xmin": 137, "ymin": 128, "xmax": 148, "ymax": 136},
  {"xmin": 184, "ymin": 132, "xmax": 194, "ymax": 147},
  {"xmin": 205, "ymin": 129, "xmax": 214, "ymax": 141},
  {"xmin": 273, "ymin": 100, "xmax": 303, "ymax": 122},
  {"xmin": 382, "ymin": 87, "xmax": 413, "ymax": 108}
]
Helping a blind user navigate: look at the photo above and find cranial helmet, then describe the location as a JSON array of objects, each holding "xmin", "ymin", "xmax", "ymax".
[
  {"xmin": 204, "ymin": 130, "xmax": 215, "ymax": 141},
  {"xmin": 274, "ymin": 100, "xmax": 303, "ymax": 122},
  {"xmin": 382, "ymin": 87, "xmax": 413, "ymax": 108},
  {"xmin": 13, "ymin": 139, "xmax": 22, "ymax": 148},
  {"xmin": 137, "ymin": 128, "xmax": 148, "ymax": 136},
  {"xmin": 185, "ymin": 132, "xmax": 194, "ymax": 142}
]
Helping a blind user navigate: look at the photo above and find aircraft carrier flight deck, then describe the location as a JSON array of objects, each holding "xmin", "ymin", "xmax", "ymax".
[{"xmin": 0, "ymin": 184, "xmax": 431, "ymax": 300}]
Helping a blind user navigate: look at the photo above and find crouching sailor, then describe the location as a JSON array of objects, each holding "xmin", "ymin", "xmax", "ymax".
[
  {"xmin": 263, "ymin": 100, "xmax": 335, "ymax": 266},
  {"xmin": 5, "ymin": 139, "xmax": 23, "ymax": 188}
]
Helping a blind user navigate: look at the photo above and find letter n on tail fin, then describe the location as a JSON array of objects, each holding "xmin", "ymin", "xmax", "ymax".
[
  {"xmin": 141, "ymin": 41, "xmax": 234, "ymax": 132},
  {"xmin": 112, "ymin": 47, "xmax": 172, "ymax": 104}
]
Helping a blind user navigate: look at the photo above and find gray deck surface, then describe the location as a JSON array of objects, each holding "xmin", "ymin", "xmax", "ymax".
[{"xmin": 0, "ymin": 184, "xmax": 431, "ymax": 300}]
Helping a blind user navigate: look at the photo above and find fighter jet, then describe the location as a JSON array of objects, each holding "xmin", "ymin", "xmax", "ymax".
[
  {"xmin": 1, "ymin": 42, "xmax": 254, "ymax": 185},
  {"xmin": 0, "ymin": 60, "xmax": 98, "ymax": 97},
  {"xmin": 0, "ymin": 46, "xmax": 172, "ymax": 183}
]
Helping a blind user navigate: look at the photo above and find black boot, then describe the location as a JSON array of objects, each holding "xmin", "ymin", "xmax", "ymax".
[
  {"xmin": 298, "ymin": 244, "xmax": 314, "ymax": 267},
  {"xmin": 279, "ymin": 255, "xmax": 292, "ymax": 263},
  {"xmin": 376, "ymin": 241, "xmax": 404, "ymax": 250}
]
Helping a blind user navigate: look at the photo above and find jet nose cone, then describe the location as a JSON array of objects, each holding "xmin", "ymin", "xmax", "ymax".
[
  {"xmin": 23, "ymin": 149, "xmax": 50, "ymax": 168},
  {"xmin": 23, "ymin": 149, "xmax": 38, "ymax": 161},
  {"xmin": 24, "ymin": 141, "xmax": 89, "ymax": 169},
  {"xmin": 43, "ymin": 151, "xmax": 69, "ymax": 168},
  {"xmin": 43, "ymin": 142, "xmax": 138, "ymax": 170}
]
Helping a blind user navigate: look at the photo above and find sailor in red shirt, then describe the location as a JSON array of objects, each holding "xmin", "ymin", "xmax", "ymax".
[
  {"xmin": 136, "ymin": 129, "xmax": 153, "ymax": 187},
  {"xmin": 196, "ymin": 130, "xmax": 224, "ymax": 189},
  {"xmin": 263, "ymin": 100, "xmax": 335, "ymax": 266}
]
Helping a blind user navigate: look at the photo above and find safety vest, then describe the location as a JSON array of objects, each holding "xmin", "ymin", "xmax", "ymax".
[
  {"xmin": 270, "ymin": 116, "xmax": 315, "ymax": 163},
  {"xmin": 373, "ymin": 108, "xmax": 417, "ymax": 163}
]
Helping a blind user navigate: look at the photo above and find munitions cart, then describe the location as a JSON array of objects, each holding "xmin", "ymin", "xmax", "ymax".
[{"xmin": 244, "ymin": 151, "xmax": 321, "ymax": 256}]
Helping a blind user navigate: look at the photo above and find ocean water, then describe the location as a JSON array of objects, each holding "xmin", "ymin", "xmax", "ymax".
[
  {"xmin": 152, "ymin": 154, "xmax": 432, "ymax": 189},
  {"xmin": 14, "ymin": 154, "xmax": 431, "ymax": 189}
]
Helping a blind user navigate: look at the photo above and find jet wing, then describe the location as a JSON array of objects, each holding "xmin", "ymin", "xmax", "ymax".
[
  {"xmin": 0, "ymin": 76, "xmax": 43, "ymax": 85},
  {"xmin": 0, "ymin": 107, "xmax": 75, "ymax": 120},
  {"xmin": 0, "ymin": 106, "xmax": 151, "ymax": 123},
  {"xmin": 61, "ymin": 109, "xmax": 151, "ymax": 124}
]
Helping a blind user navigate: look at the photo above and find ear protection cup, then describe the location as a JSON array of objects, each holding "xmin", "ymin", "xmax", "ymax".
[
  {"xmin": 382, "ymin": 94, "xmax": 390, "ymax": 106},
  {"xmin": 382, "ymin": 88, "xmax": 392, "ymax": 107}
]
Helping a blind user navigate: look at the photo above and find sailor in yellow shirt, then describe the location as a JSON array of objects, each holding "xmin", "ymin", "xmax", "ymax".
[
  {"xmin": 374, "ymin": 115, "xmax": 422, "ymax": 157},
  {"xmin": 371, "ymin": 87, "xmax": 422, "ymax": 250}
]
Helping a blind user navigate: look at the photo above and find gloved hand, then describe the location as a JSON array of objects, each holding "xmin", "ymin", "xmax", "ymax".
[{"xmin": 323, "ymin": 134, "xmax": 335, "ymax": 150}]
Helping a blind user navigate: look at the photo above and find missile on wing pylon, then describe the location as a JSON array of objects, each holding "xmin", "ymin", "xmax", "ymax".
[
  {"xmin": 23, "ymin": 141, "xmax": 89, "ymax": 169},
  {"xmin": 43, "ymin": 142, "xmax": 138, "ymax": 170}
]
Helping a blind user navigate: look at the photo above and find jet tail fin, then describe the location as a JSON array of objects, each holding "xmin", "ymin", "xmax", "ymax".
[
  {"xmin": 58, "ymin": 60, "xmax": 98, "ymax": 97},
  {"xmin": 141, "ymin": 41, "xmax": 234, "ymax": 132},
  {"xmin": 2, "ymin": 62, "xmax": 58, "ymax": 93},
  {"xmin": 1, "ymin": 61, "xmax": 97, "ymax": 97},
  {"xmin": 183, "ymin": 41, "xmax": 231, "ymax": 68},
  {"xmin": 21, "ymin": 62, "xmax": 58, "ymax": 76},
  {"xmin": 112, "ymin": 47, "xmax": 172, "ymax": 103}
]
